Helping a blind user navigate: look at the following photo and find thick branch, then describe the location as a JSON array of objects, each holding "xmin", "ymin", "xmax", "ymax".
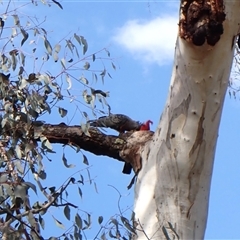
[
  {"xmin": 33, "ymin": 123, "xmax": 154, "ymax": 172},
  {"xmin": 40, "ymin": 123, "xmax": 125, "ymax": 162}
]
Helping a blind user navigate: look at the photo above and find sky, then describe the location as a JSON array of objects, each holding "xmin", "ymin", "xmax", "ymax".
[{"xmin": 1, "ymin": 0, "xmax": 240, "ymax": 239}]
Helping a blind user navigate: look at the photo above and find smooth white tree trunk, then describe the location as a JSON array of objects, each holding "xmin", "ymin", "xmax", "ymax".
[{"xmin": 134, "ymin": 2, "xmax": 240, "ymax": 239}]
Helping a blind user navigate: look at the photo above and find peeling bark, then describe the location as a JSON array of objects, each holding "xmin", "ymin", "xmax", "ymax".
[{"xmin": 120, "ymin": 131, "xmax": 153, "ymax": 173}]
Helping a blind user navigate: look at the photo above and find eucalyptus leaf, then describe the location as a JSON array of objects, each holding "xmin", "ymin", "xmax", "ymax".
[
  {"xmin": 44, "ymin": 38, "xmax": 52, "ymax": 55},
  {"xmin": 58, "ymin": 107, "xmax": 68, "ymax": 117},
  {"xmin": 66, "ymin": 75, "xmax": 72, "ymax": 90},
  {"xmin": 53, "ymin": 217, "xmax": 65, "ymax": 229},
  {"xmin": 39, "ymin": 215, "xmax": 45, "ymax": 230},
  {"xmin": 74, "ymin": 33, "xmax": 81, "ymax": 45},
  {"xmin": 62, "ymin": 153, "xmax": 75, "ymax": 168},
  {"xmin": 20, "ymin": 28, "xmax": 29, "ymax": 46},
  {"xmin": 80, "ymin": 36, "xmax": 88, "ymax": 55},
  {"xmin": 24, "ymin": 182, "xmax": 37, "ymax": 195},
  {"xmin": 64, "ymin": 205, "xmax": 71, "ymax": 221},
  {"xmin": 75, "ymin": 213, "xmax": 82, "ymax": 230}
]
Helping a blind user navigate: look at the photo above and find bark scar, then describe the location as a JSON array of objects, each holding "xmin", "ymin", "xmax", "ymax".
[
  {"xmin": 189, "ymin": 102, "xmax": 206, "ymax": 157},
  {"xmin": 179, "ymin": 0, "xmax": 226, "ymax": 46},
  {"xmin": 119, "ymin": 131, "xmax": 153, "ymax": 173}
]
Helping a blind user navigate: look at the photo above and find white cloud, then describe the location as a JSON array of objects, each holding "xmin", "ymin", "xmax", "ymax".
[{"xmin": 113, "ymin": 16, "xmax": 178, "ymax": 66}]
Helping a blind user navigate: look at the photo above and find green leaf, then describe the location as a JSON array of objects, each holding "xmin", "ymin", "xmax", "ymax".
[
  {"xmin": 80, "ymin": 76, "xmax": 89, "ymax": 85},
  {"xmin": 12, "ymin": 27, "xmax": 17, "ymax": 37},
  {"xmin": 0, "ymin": 174, "xmax": 8, "ymax": 184},
  {"xmin": 81, "ymin": 123, "xmax": 91, "ymax": 137},
  {"xmin": 78, "ymin": 187, "xmax": 82, "ymax": 198},
  {"xmin": 83, "ymin": 111, "xmax": 88, "ymax": 118},
  {"xmin": 108, "ymin": 72, "xmax": 112, "ymax": 79},
  {"xmin": 94, "ymin": 182, "xmax": 98, "ymax": 194},
  {"xmin": 29, "ymin": 108, "xmax": 39, "ymax": 119},
  {"xmin": 20, "ymin": 52, "xmax": 25, "ymax": 66},
  {"xmin": 93, "ymin": 90, "xmax": 109, "ymax": 98},
  {"xmin": 66, "ymin": 74, "xmax": 72, "ymax": 90},
  {"xmin": 38, "ymin": 170, "xmax": 47, "ymax": 180},
  {"xmin": 20, "ymin": 28, "xmax": 29, "ymax": 46},
  {"xmin": 58, "ymin": 107, "xmax": 68, "ymax": 117},
  {"xmin": 19, "ymin": 66, "xmax": 24, "ymax": 76},
  {"xmin": 80, "ymin": 36, "xmax": 88, "ymax": 55},
  {"xmin": 87, "ymin": 213, "xmax": 91, "ymax": 226},
  {"xmin": 12, "ymin": 14, "xmax": 20, "ymax": 25},
  {"xmin": 66, "ymin": 40, "xmax": 74, "ymax": 54},
  {"xmin": 53, "ymin": 216, "xmax": 65, "ymax": 229},
  {"xmin": 105, "ymin": 49, "xmax": 110, "ymax": 57},
  {"xmin": 110, "ymin": 218, "xmax": 118, "ymax": 227},
  {"xmin": 162, "ymin": 226, "xmax": 171, "ymax": 240},
  {"xmin": 70, "ymin": 177, "xmax": 75, "ymax": 183},
  {"xmin": 40, "ymin": 136, "xmax": 54, "ymax": 152},
  {"xmin": 168, "ymin": 221, "xmax": 180, "ymax": 239},
  {"xmin": 27, "ymin": 211, "xmax": 36, "ymax": 227},
  {"xmin": 94, "ymin": 73, "xmax": 98, "ymax": 82},
  {"xmin": 100, "ymin": 69, "xmax": 106, "ymax": 84},
  {"xmin": 64, "ymin": 205, "xmax": 71, "ymax": 221},
  {"xmin": 11, "ymin": 52, "xmax": 17, "ymax": 71},
  {"xmin": 79, "ymin": 174, "xmax": 84, "ymax": 184},
  {"xmin": 14, "ymin": 184, "xmax": 28, "ymax": 199},
  {"xmin": 83, "ymin": 94, "xmax": 93, "ymax": 104},
  {"xmin": 74, "ymin": 225, "xmax": 80, "ymax": 240},
  {"xmin": 75, "ymin": 47, "xmax": 79, "ymax": 58},
  {"xmin": 15, "ymin": 145, "xmax": 22, "ymax": 159},
  {"xmin": 44, "ymin": 38, "xmax": 52, "ymax": 55},
  {"xmin": 87, "ymin": 169, "xmax": 92, "ymax": 185},
  {"xmin": 39, "ymin": 215, "xmax": 45, "ymax": 230},
  {"xmin": 61, "ymin": 58, "xmax": 66, "ymax": 69},
  {"xmin": 111, "ymin": 62, "xmax": 116, "ymax": 70},
  {"xmin": 98, "ymin": 216, "xmax": 103, "ymax": 224},
  {"xmin": 83, "ymin": 62, "xmax": 90, "ymax": 70},
  {"xmin": 75, "ymin": 213, "xmax": 82, "ymax": 230},
  {"xmin": 120, "ymin": 216, "xmax": 136, "ymax": 234},
  {"xmin": 53, "ymin": 52, "xmax": 58, "ymax": 62},
  {"xmin": 82, "ymin": 154, "xmax": 89, "ymax": 165},
  {"xmin": 101, "ymin": 232, "xmax": 107, "ymax": 240},
  {"xmin": 62, "ymin": 153, "xmax": 75, "ymax": 168},
  {"xmin": 43, "ymin": 52, "xmax": 49, "ymax": 61},
  {"xmin": 14, "ymin": 160, "xmax": 24, "ymax": 174},
  {"xmin": 19, "ymin": 78, "xmax": 28, "ymax": 90},
  {"xmin": 74, "ymin": 33, "xmax": 81, "ymax": 45},
  {"xmin": 52, "ymin": 0, "xmax": 63, "ymax": 9},
  {"xmin": 54, "ymin": 44, "xmax": 61, "ymax": 53},
  {"xmin": 24, "ymin": 181, "xmax": 37, "ymax": 195}
]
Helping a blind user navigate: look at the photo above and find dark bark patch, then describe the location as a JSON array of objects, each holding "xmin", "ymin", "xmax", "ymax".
[
  {"xmin": 179, "ymin": 0, "xmax": 225, "ymax": 46},
  {"xmin": 120, "ymin": 131, "xmax": 153, "ymax": 174},
  {"xmin": 171, "ymin": 133, "xmax": 176, "ymax": 139}
]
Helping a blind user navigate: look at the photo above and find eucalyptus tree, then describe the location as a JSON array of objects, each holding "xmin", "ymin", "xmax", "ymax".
[{"xmin": 0, "ymin": 1, "xmax": 240, "ymax": 240}]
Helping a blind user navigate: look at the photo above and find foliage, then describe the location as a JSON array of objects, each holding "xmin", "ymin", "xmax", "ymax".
[
  {"xmin": 229, "ymin": 35, "xmax": 240, "ymax": 98},
  {"xmin": 0, "ymin": 1, "xmax": 127, "ymax": 239}
]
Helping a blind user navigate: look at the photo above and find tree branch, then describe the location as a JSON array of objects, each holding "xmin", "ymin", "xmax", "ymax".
[
  {"xmin": 36, "ymin": 123, "xmax": 154, "ymax": 173},
  {"xmin": 40, "ymin": 123, "xmax": 126, "ymax": 162}
]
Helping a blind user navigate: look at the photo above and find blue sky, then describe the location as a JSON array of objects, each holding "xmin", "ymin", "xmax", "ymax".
[{"xmin": 2, "ymin": 1, "xmax": 240, "ymax": 239}]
